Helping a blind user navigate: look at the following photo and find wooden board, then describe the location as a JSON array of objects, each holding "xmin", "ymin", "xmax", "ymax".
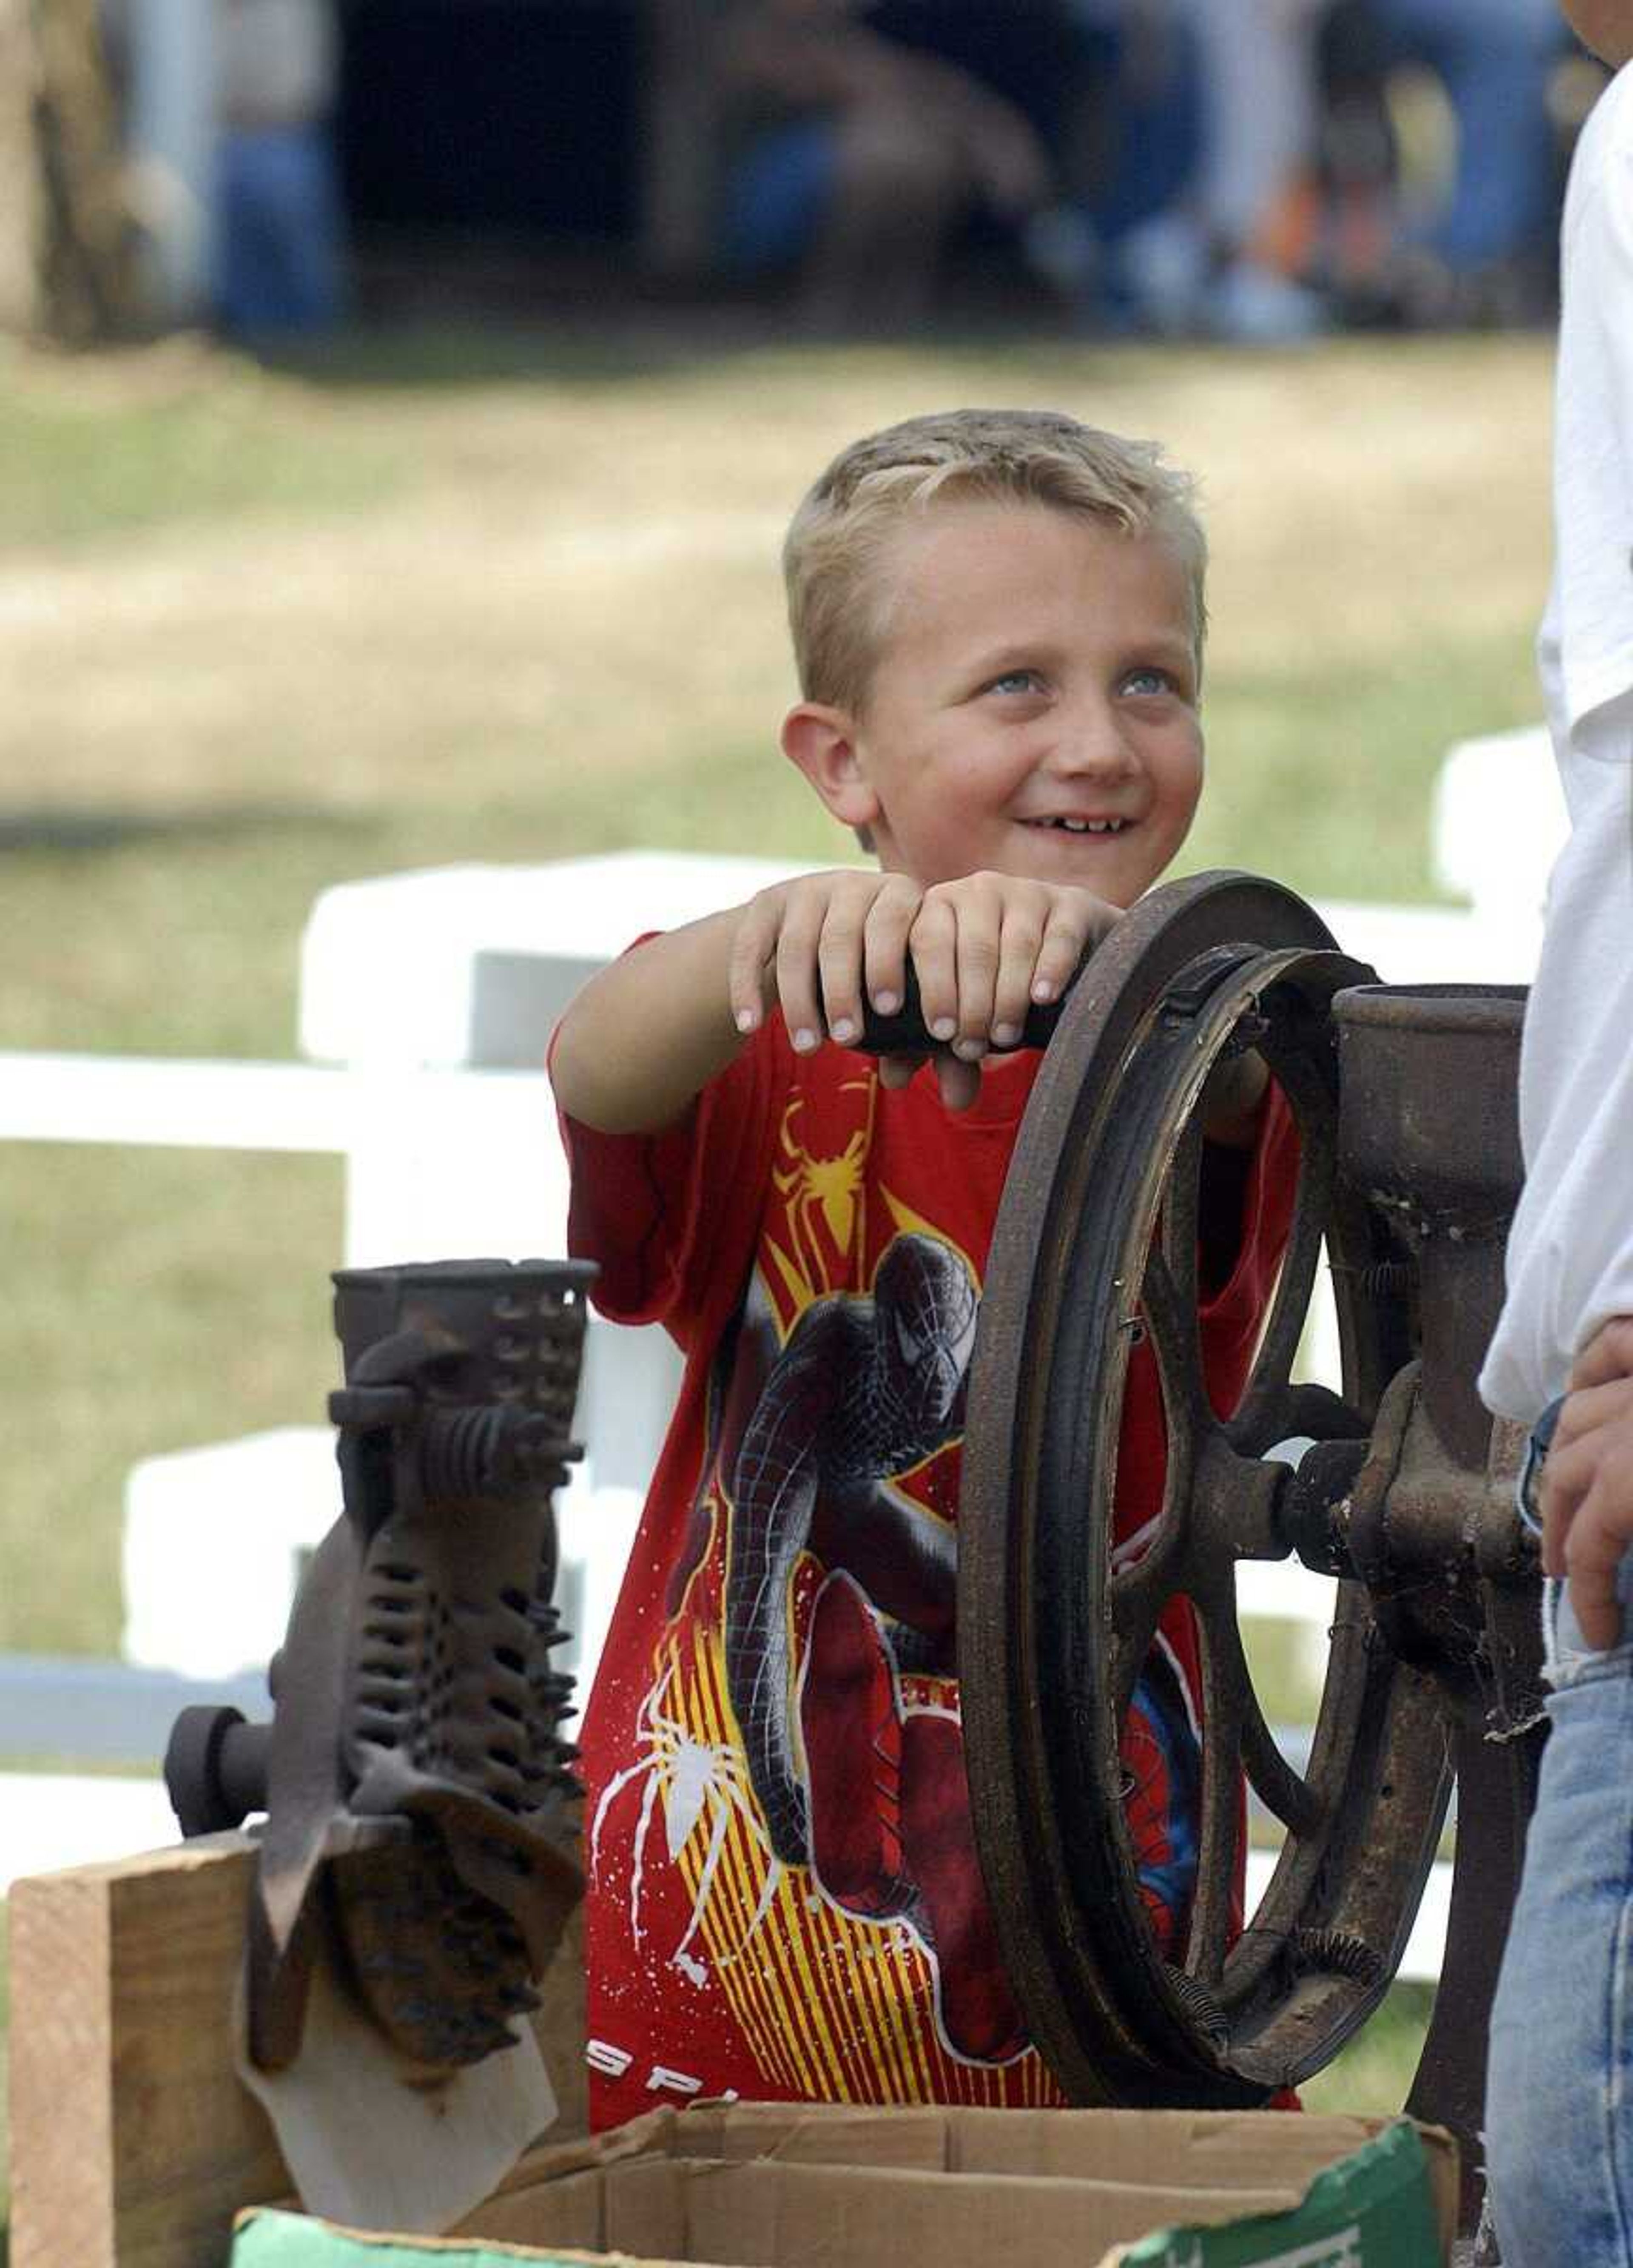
[{"xmin": 7, "ymin": 1835, "xmax": 586, "ymax": 2268}]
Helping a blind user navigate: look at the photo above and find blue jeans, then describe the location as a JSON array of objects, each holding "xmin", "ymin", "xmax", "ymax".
[
  {"xmin": 1068, "ymin": 18, "xmax": 1202, "ymax": 248},
  {"xmin": 1486, "ymin": 1556, "xmax": 1633, "ymax": 2265},
  {"xmin": 216, "ymin": 125, "xmax": 346, "ymax": 340}
]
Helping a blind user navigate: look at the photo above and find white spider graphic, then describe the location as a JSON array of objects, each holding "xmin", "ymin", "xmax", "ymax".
[{"xmin": 591, "ymin": 1663, "xmax": 782, "ymax": 1981}]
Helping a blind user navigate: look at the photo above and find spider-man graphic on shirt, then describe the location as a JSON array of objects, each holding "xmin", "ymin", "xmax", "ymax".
[{"xmin": 561, "ymin": 1002, "xmax": 1297, "ymax": 2127}]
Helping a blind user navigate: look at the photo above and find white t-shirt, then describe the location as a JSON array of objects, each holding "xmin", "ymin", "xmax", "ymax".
[{"xmin": 1480, "ymin": 65, "xmax": 1633, "ymax": 1423}]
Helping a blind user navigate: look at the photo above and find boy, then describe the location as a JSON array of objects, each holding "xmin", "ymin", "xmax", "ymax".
[
  {"xmin": 550, "ymin": 408, "xmax": 1298, "ymax": 2126},
  {"xmin": 1479, "ymin": 8, "xmax": 1633, "ymax": 2261}
]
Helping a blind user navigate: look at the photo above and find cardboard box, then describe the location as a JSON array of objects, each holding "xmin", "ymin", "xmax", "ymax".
[{"xmin": 228, "ymin": 2101, "xmax": 1457, "ymax": 2268}]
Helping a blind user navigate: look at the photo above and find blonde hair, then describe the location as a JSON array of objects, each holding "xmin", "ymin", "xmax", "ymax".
[{"xmin": 784, "ymin": 407, "xmax": 1208, "ymax": 714}]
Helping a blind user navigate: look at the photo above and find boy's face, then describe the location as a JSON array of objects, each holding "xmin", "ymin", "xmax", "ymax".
[
  {"xmin": 1562, "ymin": 0, "xmax": 1633, "ymax": 64},
  {"xmin": 826, "ymin": 501, "xmax": 1203, "ymax": 908}
]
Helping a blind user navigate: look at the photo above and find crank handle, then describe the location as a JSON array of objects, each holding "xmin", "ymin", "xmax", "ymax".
[{"xmin": 857, "ymin": 953, "xmax": 1089, "ymax": 1060}]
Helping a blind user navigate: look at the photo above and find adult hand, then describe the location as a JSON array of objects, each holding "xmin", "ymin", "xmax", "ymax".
[{"xmin": 1543, "ymin": 1316, "xmax": 1633, "ymax": 1650}]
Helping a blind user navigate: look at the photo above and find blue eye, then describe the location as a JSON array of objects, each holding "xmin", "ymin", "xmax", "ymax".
[
  {"xmin": 1122, "ymin": 667, "xmax": 1172, "ymax": 697},
  {"xmin": 987, "ymin": 668, "xmax": 1042, "ymax": 696}
]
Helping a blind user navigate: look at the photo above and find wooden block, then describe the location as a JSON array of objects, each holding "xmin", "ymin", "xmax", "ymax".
[
  {"xmin": 8, "ymin": 1835, "xmax": 586, "ymax": 2268},
  {"xmin": 10, "ymin": 1835, "xmax": 285, "ymax": 2268}
]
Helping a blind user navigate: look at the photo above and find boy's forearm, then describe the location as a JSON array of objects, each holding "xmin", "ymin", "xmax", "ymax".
[{"xmin": 549, "ymin": 910, "xmax": 746, "ymax": 1135}]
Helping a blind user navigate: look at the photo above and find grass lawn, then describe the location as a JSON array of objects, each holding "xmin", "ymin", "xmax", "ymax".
[{"xmin": 0, "ymin": 320, "xmax": 1556, "ymax": 2214}]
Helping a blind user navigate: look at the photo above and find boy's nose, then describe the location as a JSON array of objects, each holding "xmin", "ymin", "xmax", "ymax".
[{"xmin": 1045, "ymin": 703, "xmax": 1141, "ymax": 780}]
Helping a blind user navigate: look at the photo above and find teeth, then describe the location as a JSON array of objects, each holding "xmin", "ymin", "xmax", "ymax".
[{"xmin": 1045, "ymin": 817, "xmax": 1125, "ymax": 834}]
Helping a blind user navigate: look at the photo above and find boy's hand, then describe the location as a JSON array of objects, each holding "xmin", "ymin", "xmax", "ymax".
[
  {"xmin": 728, "ymin": 866, "xmax": 924, "ymax": 1057},
  {"xmin": 728, "ymin": 869, "xmax": 1115, "ymax": 1112},
  {"xmin": 1542, "ymin": 1316, "xmax": 1633, "ymax": 1649},
  {"xmin": 899, "ymin": 873, "xmax": 1116, "ymax": 1110}
]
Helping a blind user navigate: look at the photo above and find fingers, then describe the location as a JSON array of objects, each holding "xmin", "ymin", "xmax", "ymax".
[
  {"xmin": 1543, "ymin": 1382, "xmax": 1633, "ymax": 1573},
  {"xmin": 1540, "ymin": 1461, "xmax": 1580, "ymax": 1579},
  {"xmin": 990, "ymin": 896, "xmax": 1047, "ymax": 1047},
  {"xmin": 796, "ymin": 873, "xmax": 916, "ymax": 1050},
  {"xmin": 727, "ymin": 891, "xmax": 783, "ymax": 1037},
  {"xmin": 773, "ymin": 886, "xmax": 831, "ymax": 1055},
  {"xmin": 1032, "ymin": 891, "xmax": 1112, "ymax": 1008},
  {"xmin": 934, "ymin": 1055, "xmax": 983, "ymax": 1113},
  {"xmin": 1553, "ymin": 1377, "xmax": 1633, "ymax": 1457},
  {"xmin": 1542, "ymin": 1380, "xmax": 1633, "ymax": 1653},
  {"xmin": 860, "ymin": 883, "xmax": 918, "ymax": 1022},
  {"xmin": 1541, "ymin": 1414, "xmax": 1596, "ymax": 1576},
  {"xmin": 1570, "ymin": 1316, "xmax": 1633, "ymax": 1393},
  {"xmin": 730, "ymin": 873, "xmax": 1113, "ymax": 1100},
  {"xmin": 814, "ymin": 889, "xmax": 873, "ymax": 1049},
  {"xmin": 908, "ymin": 877, "xmax": 1112, "ymax": 1066},
  {"xmin": 730, "ymin": 873, "xmax": 922, "ymax": 1054},
  {"xmin": 908, "ymin": 887, "xmax": 994, "ymax": 1066},
  {"xmin": 1562, "ymin": 1482, "xmax": 1633, "ymax": 1650}
]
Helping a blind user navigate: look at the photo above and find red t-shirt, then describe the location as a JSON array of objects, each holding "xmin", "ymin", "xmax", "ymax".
[{"xmin": 560, "ymin": 1006, "xmax": 1297, "ymax": 2129}]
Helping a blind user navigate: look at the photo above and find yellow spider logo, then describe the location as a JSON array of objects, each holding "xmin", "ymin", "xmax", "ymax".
[{"xmin": 771, "ymin": 1086, "xmax": 875, "ymax": 1290}]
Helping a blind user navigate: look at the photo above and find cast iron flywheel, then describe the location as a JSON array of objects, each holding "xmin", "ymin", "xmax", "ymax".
[{"xmin": 959, "ymin": 870, "xmax": 1455, "ymax": 2108}]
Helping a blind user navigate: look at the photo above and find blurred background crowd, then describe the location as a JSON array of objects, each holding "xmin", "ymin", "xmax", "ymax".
[
  {"xmin": 708, "ymin": 0, "xmax": 1597, "ymax": 340},
  {"xmin": 30, "ymin": 0, "xmax": 1614, "ymax": 352}
]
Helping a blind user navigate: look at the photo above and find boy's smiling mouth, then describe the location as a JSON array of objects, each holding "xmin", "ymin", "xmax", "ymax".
[{"xmin": 1023, "ymin": 816, "xmax": 1132, "ymax": 835}]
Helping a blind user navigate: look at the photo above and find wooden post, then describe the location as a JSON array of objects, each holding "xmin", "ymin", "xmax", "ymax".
[{"xmin": 8, "ymin": 1837, "xmax": 587, "ymax": 2268}]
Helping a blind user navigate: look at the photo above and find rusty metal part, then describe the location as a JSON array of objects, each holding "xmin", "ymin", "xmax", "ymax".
[
  {"xmin": 1334, "ymin": 985, "xmax": 1543, "ymax": 2229},
  {"xmin": 165, "ymin": 1258, "xmax": 593, "ymax": 2075},
  {"xmin": 960, "ymin": 874, "xmax": 1541, "ymax": 2197},
  {"xmin": 1336, "ymin": 986, "xmax": 1528, "ymax": 1476},
  {"xmin": 165, "ymin": 1705, "xmax": 273, "ymax": 1840}
]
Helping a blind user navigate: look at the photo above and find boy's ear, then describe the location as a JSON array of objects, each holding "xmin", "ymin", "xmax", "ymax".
[{"xmin": 781, "ymin": 702, "xmax": 880, "ymax": 832}]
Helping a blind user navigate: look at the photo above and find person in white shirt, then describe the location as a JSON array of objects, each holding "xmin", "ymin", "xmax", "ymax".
[{"xmin": 1480, "ymin": 4, "xmax": 1633, "ymax": 2259}]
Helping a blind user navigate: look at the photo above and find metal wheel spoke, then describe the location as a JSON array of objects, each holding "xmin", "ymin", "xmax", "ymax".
[
  {"xmin": 1159, "ymin": 1114, "xmax": 1204, "ymax": 1323},
  {"xmin": 1184, "ymin": 1591, "xmax": 1246, "ymax": 1989},
  {"xmin": 1139, "ymin": 1243, "xmax": 1208, "ymax": 1439},
  {"xmin": 1220, "ymin": 1580, "xmax": 1370, "ymax": 2010},
  {"xmin": 1109, "ymin": 1553, "xmax": 1174, "ymax": 1721},
  {"xmin": 1229, "ymin": 1096, "xmax": 1337, "ymax": 1454},
  {"xmin": 1239, "ymin": 1659, "xmax": 1324, "ymax": 1840}
]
